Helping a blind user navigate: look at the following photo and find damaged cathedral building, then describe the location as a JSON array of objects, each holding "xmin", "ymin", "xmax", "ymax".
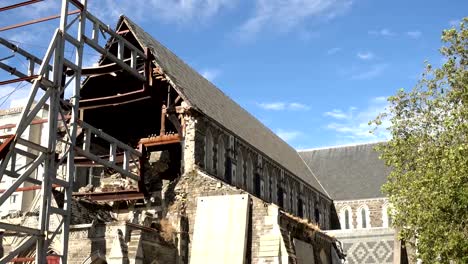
[
  {"xmin": 0, "ymin": 9, "xmax": 408, "ymax": 263},
  {"xmin": 0, "ymin": 16, "xmax": 344, "ymax": 264}
]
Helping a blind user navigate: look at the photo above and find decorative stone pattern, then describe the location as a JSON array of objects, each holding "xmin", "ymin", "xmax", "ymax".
[{"xmin": 327, "ymin": 228, "xmax": 396, "ymax": 264}]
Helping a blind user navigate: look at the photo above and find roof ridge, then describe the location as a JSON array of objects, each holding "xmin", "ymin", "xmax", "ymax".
[
  {"xmin": 297, "ymin": 141, "xmax": 386, "ymax": 152},
  {"xmin": 119, "ymin": 15, "xmax": 328, "ymax": 196}
]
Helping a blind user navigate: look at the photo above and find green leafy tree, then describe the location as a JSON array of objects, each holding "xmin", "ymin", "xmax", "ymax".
[{"xmin": 372, "ymin": 18, "xmax": 468, "ymax": 263}]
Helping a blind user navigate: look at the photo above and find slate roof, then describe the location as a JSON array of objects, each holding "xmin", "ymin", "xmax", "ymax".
[
  {"xmin": 119, "ymin": 16, "xmax": 328, "ymax": 197},
  {"xmin": 298, "ymin": 143, "xmax": 391, "ymax": 201}
]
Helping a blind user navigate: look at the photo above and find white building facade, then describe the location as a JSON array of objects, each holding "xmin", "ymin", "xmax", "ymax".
[{"xmin": 0, "ymin": 102, "xmax": 49, "ymax": 217}]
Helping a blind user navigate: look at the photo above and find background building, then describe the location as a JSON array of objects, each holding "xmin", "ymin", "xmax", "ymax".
[
  {"xmin": 0, "ymin": 100, "xmax": 48, "ymax": 217},
  {"xmin": 299, "ymin": 143, "xmax": 406, "ymax": 264}
]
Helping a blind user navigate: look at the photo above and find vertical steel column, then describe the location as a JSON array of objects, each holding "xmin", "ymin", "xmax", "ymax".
[
  {"xmin": 61, "ymin": 1, "xmax": 86, "ymax": 263},
  {"xmin": 0, "ymin": 1, "xmax": 144, "ymax": 262}
]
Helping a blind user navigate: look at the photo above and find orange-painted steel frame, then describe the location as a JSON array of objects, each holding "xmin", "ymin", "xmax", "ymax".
[
  {"xmin": 0, "ymin": 10, "xmax": 80, "ymax": 32},
  {"xmin": 0, "ymin": 0, "xmax": 43, "ymax": 12}
]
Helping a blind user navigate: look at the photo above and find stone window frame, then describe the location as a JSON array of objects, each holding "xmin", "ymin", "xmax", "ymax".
[
  {"xmin": 270, "ymin": 167, "xmax": 278, "ymax": 203},
  {"xmin": 204, "ymin": 128, "xmax": 214, "ymax": 174},
  {"xmin": 339, "ymin": 206, "xmax": 353, "ymax": 230},
  {"xmin": 262, "ymin": 163, "xmax": 270, "ymax": 201},
  {"xmin": 357, "ymin": 204, "xmax": 371, "ymax": 229},
  {"xmin": 200, "ymin": 119, "xmax": 334, "ymax": 223},
  {"xmin": 216, "ymin": 134, "xmax": 226, "ymax": 180},
  {"xmin": 246, "ymin": 153, "xmax": 254, "ymax": 193},
  {"xmin": 382, "ymin": 201, "xmax": 392, "ymax": 228},
  {"xmin": 236, "ymin": 148, "xmax": 244, "ymax": 188}
]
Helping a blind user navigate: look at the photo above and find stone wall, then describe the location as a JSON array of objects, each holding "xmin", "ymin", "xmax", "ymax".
[
  {"xmin": 67, "ymin": 222, "xmax": 177, "ymax": 264},
  {"xmin": 188, "ymin": 115, "xmax": 333, "ymax": 230},
  {"xmin": 334, "ymin": 198, "xmax": 390, "ymax": 229},
  {"xmin": 163, "ymin": 168, "xmax": 341, "ymax": 264}
]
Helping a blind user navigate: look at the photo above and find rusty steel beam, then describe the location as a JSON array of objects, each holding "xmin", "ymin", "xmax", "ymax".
[
  {"xmin": 9, "ymin": 256, "xmax": 60, "ymax": 262},
  {"xmin": 73, "ymin": 190, "xmax": 144, "ymax": 202},
  {"xmin": 0, "ymin": 0, "xmax": 43, "ymax": 12},
  {"xmin": 0, "ymin": 135, "xmax": 14, "ymax": 161},
  {"xmin": 0, "ymin": 10, "xmax": 80, "ymax": 32},
  {"xmin": 139, "ymin": 134, "xmax": 181, "ymax": 147},
  {"xmin": 0, "ymin": 115, "xmax": 70, "ymax": 131},
  {"xmin": 0, "ymin": 184, "xmax": 59, "ymax": 193},
  {"xmin": 79, "ymin": 86, "xmax": 148, "ymax": 109},
  {"xmin": 0, "ymin": 75, "xmax": 38, "ymax": 86}
]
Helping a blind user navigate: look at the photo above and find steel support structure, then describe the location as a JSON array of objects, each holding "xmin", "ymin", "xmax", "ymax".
[{"xmin": 0, "ymin": 1, "xmax": 146, "ymax": 263}]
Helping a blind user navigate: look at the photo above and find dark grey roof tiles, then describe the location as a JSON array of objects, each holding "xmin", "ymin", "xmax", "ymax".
[
  {"xmin": 298, "ymin": 143, "xmax": 390, "ymax": 201},
  {"xmin": 120, "ymin": 16, "xmax": 328, "ymax": 197}
]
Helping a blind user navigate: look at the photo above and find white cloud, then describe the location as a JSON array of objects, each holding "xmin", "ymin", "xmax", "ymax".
[
  {"xmin": 324, "ymin": 109, "xmax": 349, "ymax": 119},
  {"xmin": 406, "ymin": 31, "xmax": 422, "ymax": 39},
  {"xmin": 257, "ymin": 102, "xmax": 310, "ymax": 111},
  {"xmin": 357, "ymin": 51, "xmax": 374, "ymax": 60},
  {"xmin": 201, "ymin": 69, "xmax": 221, "ymax": 82},
  {"xmin": 88, "ymin": 0, "xmax": 235, "ymax": 25},
  {"xmin": 237, "ymin": 0, "xmax": 352, "ymax": 38},
  {"xmin": 258, "ymin": 102, "xmax": 286, "ymax": 110},
  {"xmin": 324, "ymin": 96, "xmax": 390, "ymax": 144},
  {"xmin": 276, "ymin": 129, "xmax": 302, "ymax": 142},
  {"xmin": 327, "ymin": 47, "xmax": 342, "ymax": 55},
  {"xmin": 368, "ymin": 28, "xmax": 395, "ymax": 37},
  {"xmin": 351, "ymin": 64, "xmax": 387, "ymax": 80},
  {"xmin": 289, "ymin": 102, "xmax": 310, "ymax": 110}
]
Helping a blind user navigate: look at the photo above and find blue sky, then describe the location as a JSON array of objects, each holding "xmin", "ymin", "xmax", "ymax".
[{"xmin": 0, "ymin": 0, "xmax": 466, "ymax": 149}]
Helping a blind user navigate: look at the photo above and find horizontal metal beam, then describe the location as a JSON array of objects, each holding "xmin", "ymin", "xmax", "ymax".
[
  {"xmin": 80, "ymin": 95, "xmax": 151, "ymax": 110},
  {"xmin": 74, "ymin": 148, "xmax": 139, "ymax": 181},
  {"xmin": 0, "ymin": 37, "xmax": 52, "ymax": 71},
  {"xmin": 0, "ymin": 10, "xmax": 80, "ymax": 32},
  {"xmin": 0, "ymin": 0, "xmax": 43, "ymax": 12},
  {"xmin": 0, "ymin": 62, "xmax": 49, "ymax": 91},
  {"xmin": 0, "ymin": 222, "xmax": 41, "ymax": 236},
  {"xmin": 0, "ymin": 75, "xmax": 38, "ymax": 86},
  {"xmin": 0, "ymin": 184, "xmax": 59, "ymax": 193},
  {"xmin": 73, "ymin": 190, "xmax": 144, "ymax": 201},
  {"xmin": 17, "ymin": 138, "xmax": 48, "ymax": 153},
  {"xmin": 78, "ymin": 121, "xmax": 141, "ymax": 157},
  {"xmin": 83, "ymin": 36, "xmax": 146, "ymax": 81}
]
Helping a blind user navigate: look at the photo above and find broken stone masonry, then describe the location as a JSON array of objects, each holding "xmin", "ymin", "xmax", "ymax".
[{"xmin": 0, "ymin": 15, "xmax": 345, "ymax": 264}]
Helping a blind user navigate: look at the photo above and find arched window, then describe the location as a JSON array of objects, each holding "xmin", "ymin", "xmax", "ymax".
[
  {"xmin": 270, "ymin": 169, "xmax": 277, "ymax": 203},
  {"xmin": 357, "ymin": 205, "xmax": 371, "ymax": 229},
  {"xmin": 382, "ymin": 202, "xmax": 392, "ymax": 228},
  {"xmin": 205, "ymin": 130, "xmax": 214, "ymax": 173},
  {"xmin": 237, "ymin": 150, "xmax": 244, "ymax": 188},
  {"xmin": 345, "ymin": 209, "xmax": 350, "ymax": 229},
  {"xmin": 246, "ymin": 154, "xmax": 253, "ymax": 193},
  {"xmin": 340, "ymin": 206, "xmax": 352, "ymax": 230},
  {"xmin": 361, "ymin": 208, "xmax": 367, "ymax": 228},
  {"xmin": 217, "ymin": 136, "xmax": 225, "ymax": 179}
]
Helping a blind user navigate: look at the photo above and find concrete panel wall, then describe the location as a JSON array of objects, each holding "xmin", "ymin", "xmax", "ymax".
[{"xmin": 190, "ymin": 194, "xmax": 250, "ymax": 264}]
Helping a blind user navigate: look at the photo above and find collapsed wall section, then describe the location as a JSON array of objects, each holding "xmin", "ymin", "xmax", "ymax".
[{"xmin": 162, "ymin": 167, "xmax": 343, "ymax": 264}]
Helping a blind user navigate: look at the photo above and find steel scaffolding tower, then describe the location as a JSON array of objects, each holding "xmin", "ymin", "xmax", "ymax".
[{"xmin": 0, "ymin": 0, "xmax": 146, "ymax": 263}]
